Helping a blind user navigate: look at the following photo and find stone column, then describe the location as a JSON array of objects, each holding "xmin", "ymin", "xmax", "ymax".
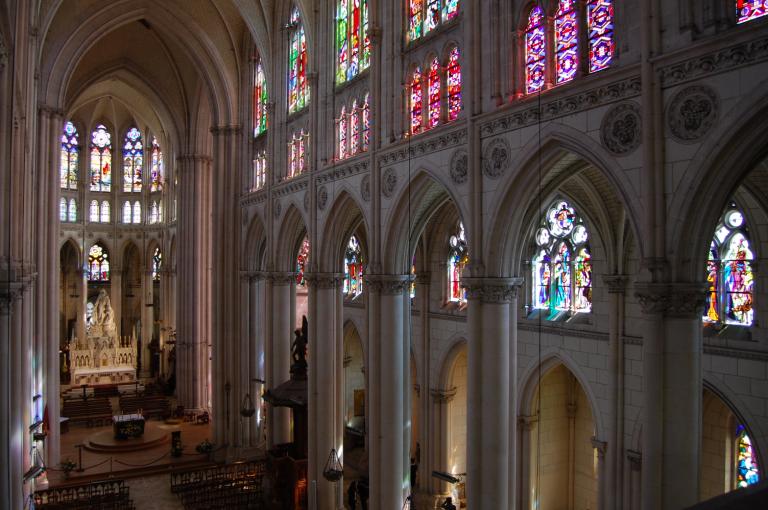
[
  {"xmin": 306, "ymin": 273, "xmax": 344, "ymax": 510},
  {"xmin": 268, "ymin": 272, "xmax": 294, "ymax": 446},
  {"xmin": 110, "ymin": 268, "xmax": 122, "ymax": 339},
  {"xmin": 250, "ymin": 273, "xmax": 267, "ymax": 446},
  {"xmin": 75, "ymin": 268, "xmax": 87, "ymax": 344},
  {"xmin": 415, "ymin": 272, "xmax": 432, "ymax": 496},
  {"xmin": 626, "ymin": 450, "xmax": 642, "ymax": 510},
  {"xmin": 0, "ymin": 291, "xmax": 14, "ymax": 509},
  {"xmin": 462, "ymin": 277, "xmax": 521, "ymax": 510},
  {"xmin": 366, "ymin": 275, "xmax": 412, "ymax": 510},
  {"xmin": 140, "ymin": 268, "xmax": 153, "ymax": 378},
  {"xmin": 518, "ymin": 415, "xmax": 538, "ymax": 510},
  {"xmin": 603, "ymin": 275, "xmax": 628, "ymax": 510},
  {"xmin": 430, "ymin": 388, "xmax": 457, "ymax": 496},
  {"xmin": 592, "ymin": 438, "xmax": 608, "ymax": 510},
  {"xmin": 635, "ymin": 283, "xmax": 705, "ymax": 510}
]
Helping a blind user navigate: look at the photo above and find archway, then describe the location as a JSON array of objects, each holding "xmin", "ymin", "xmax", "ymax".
[
  {"xmin": 59, "ymin": 241, "xmax": 81, "ymax": 384},
  {"xmin": 343, "ymin": 322, "xmax": 367, "ymax": 480}
]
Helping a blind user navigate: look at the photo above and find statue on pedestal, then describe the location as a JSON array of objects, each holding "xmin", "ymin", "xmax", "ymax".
[{"xmin": 88, "ymin": 289, "xmax": 116, "ymax": 338}]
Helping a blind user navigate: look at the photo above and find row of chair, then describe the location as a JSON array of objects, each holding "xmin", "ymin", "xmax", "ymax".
[
  {"xmin": 34, "ymin": 480, "xmax": 136, "ymax": 510},
  {"xmin": 61, "ymin": 397, "xmax": 113, "ymax": 427}
]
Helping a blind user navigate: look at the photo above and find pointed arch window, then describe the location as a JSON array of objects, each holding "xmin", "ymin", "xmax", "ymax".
[
  {"xmin": 149, "ymin": 201, "xmax": 159, "ymax": 224},
  {"xmin": 408, "ymin": 0, "xmax": 424, "ymax": 41},
  {"xmin": 336, "ymin": 0, "xmax": 370, "ymax": 84},
  {"xmin": 252, "ymin": 150, "xmax": 267, "ymax": 191},
  {"xmin": 427, "ymin": 56, "xmax": 441, "ymax": 129},
  {"xmin": 738, "ymin": 1, "xmax": 768, "ymax": 23},
  {"xmin": 288, "ymin": 5, "xmax": 309, "ymax": 113},
  {"xmin": 350, "ymin": 100, "xmax": 360, "ymax": 155},
  {"xmin": 254, "ymin": 59, "xmax": 268, "ymax": 136},
  {"xmin": 288, "ymin": 129, "xmax": 309, "ymax": 178},
  {"xmin": 410, "ymin": 67, "xmax": 423, "ymax": 135},
  {"xmin": 447, "ymin": 221, "xmax": 468, "ymax": 303},
  {"xmin": 152, "ymin": 247, "xmax": 162, "ymax": 281},
  {"xmin": 525, "ymin": 6, "xmax": 546, "ymax": 94},
  {"xmin": 88, "ymin": 244, "xmax": 110, "ymax": 282},
  {"xmin": 532, "ymin": 200, "xmax": 592, "ymax": 316},
  {"xmin": 555, "ymin": 0, "xmax": 579, "ymax": 84},
  {"xmin": 296, "ymin": 236, "xmax": 310, "ymax": 287},
  {"xmin": 90, "ymin": 124, "xmax": 112, "ymax": 192},
  {"xmin": 59, "ymin": 198, "xmax": 68, "ymax": 222},
  {"xmin": 704, "ymin": 204, "xmax": 755, "ymax": 326},
  {"xmin": 100, "ymin": 201, "xmax": 111, "ymax": 223},
  {"xmin": 90, "ymin": 200, "xmax": 100, "ymax": 222},
  {"xmin": 132, "ymin": 201, "xmax": 141, "ymax": 224},
  {"xmin": 362, "ymin": 94, "xmax": 371, "ymax": 151},
  {"xmin": 338, "ymin": 106, "xmax": 348, "ymax": 160},
  {"xmin": 425, "ymin": 0, "xmax": 440, "ymax": 34},
  {"xmin": 60, "ymin": 198, "xmax": 77, "ymax": 222},
  {"xmin": 123, "ymin": 127, "xmax": 143, "ymax": 193},
  {"xmin": 587, "ymin": 0, "xmax": 615, "ymax": 73},
  {"xmin": 150, "ymin": 136, "xmax": 163, "ymax": 192},
  {"xmin": 344, "ymin": 235, "xmax": 364, "ymax": 298},
  {"xmin": 446, "ymin": 46, "xmax": 462, "ymax": 122},
  {"xmin": 61, "ymin": 121, "xmax": 79, "ymax": 190},
  {"xmin": 123, "ymin": 201, "xmax": 132, "ymax": 224},
  {"xmin": 69, "ymin": 199, "xmax": 77, "ymax": 222},
  {"xmin": 736, "ymin": 424, "xmax": 760, "ymax": 487}
]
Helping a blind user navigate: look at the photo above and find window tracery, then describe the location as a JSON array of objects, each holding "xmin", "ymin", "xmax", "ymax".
[
  {"xmin": 525, "ymin": 6, "xmax": 546, "ymax": 94},
  {"xmin": 150, "ymin": 136, "xmax": 163, "ymax": 192},
  {"xmin": 288, "ymin": 129, "xmax": 309, "ymax": 178},
  {"xmin": 532, "ymin": 200, "xmax": 592, "ymax": 316},
  {"xmin": 296, "ymin": 236, "xmax": 310, "ymax": 287},
  {"xmin": 152, "ymin": 247, "xmax": 162, "ymax": 281},
  {"xmin": 736, "ymin": 424, "xmax": 760, "ymax": 487},
  {"xmin": 88, "ymin": 243, "xmax": 110, "ymax": 281},
  {"xmin": 288, "ymin": 5, "xmax": 309, "ymax": 113},
  {"xmin": 123, "ymin": 127, "xmax": 143, "ymax": 193},
  {"xmin": 90, "ymin": 124, "xmax": 112, "ymax": 192},
  {"xmin": 408, "ymin": 0, "xmax": 459, "ymax": 42},
  {"xmin": 344, "ymin": 235, "xmax": 364, "ymax": 298},
  {"xmin": 336, "ymin": 0, "xmax": 370, "ymax": 84},
  {"xmin": 61, "ymin": 121, "xmax": 79, "ymax": 190},
  {"xmin": 737, "ymin": 0, "xmax": 767, "ymax": 24},
  {"xmin": 555, "ymin": 0, "xmax": 579, "ymax": 84},
  {"xmin": 254, "ymin": 59, "xmax": 268, "ymax": 136},
  {"xmin": 252, "ymin": 150, "xmax": 267, "ymax": 191},
  {"xmin": 447, "ymin": 221, "xmax": 468, "ymax": 303},
  {"xmin": 704, "ymin": 204, "xmax": 755, "ymax": 327}
]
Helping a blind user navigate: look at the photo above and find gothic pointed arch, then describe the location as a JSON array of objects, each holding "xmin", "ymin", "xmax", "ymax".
[
  {"xmin": 275, "ymin": 204, "xmax": 309, "ymax": 273},
  {"xmin": 317, "ymin": 190, "xmax": 369, "ymax": 274}
]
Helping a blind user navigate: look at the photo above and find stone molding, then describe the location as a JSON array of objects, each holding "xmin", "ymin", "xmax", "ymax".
[
  {"xmin": 210, "ymin": 125, "xmax": 241, "ymax": 135},
  {"xmin": 450, "ymin": 149, "xmax": 468, "ymax": 185},
  {"xmin": 305, "ymin": 272, "xmax": 344, "ymax": 289},
  {"xmin": 518, "ymin": 414, "xmax": 538, "ymax": 431},
  {"xmin": 414, "ymin": 271, "xmax": 431, "ymax": 286},
  {"xmin": 658, "ymin": 35, "xmax": 768, "ymax": 88},
  {"xmin": 666, "ymin": 85, "xmax": 719, "ymax": 142},
  {"xmin": 317, "ymin": 159, "xmax": 369, "ymax": 185},
  {"xmin": 591, "ymin": 438, "xmax": 607, "ymax": 458},
  {"xmin": 430, "ymin": 387, "xmax": 457, "ymax": 404},
  {"xmin": 360, "ymin": 174, "xmax": 371, "ymax": 202},
  {"xmin": 38, "ymin": 104, "xmax": 65, "ymax": 117},
  {"xmin": 177, "ymin": 154, "xmax": 213, "ymax": 164},
  {"xmin": 634, "ymin": 282, "xmax": 708, "ymax": 318},
  {"xmin": 381, "ymin": 168, "xmax": 398, "ymax": 198},
  {"xmin": 600, "ymin": 102, "xmax": 642, "ymax": 155},
  {"xmin": 461, "ymin": 277, "xmax": 524, "ymax": 303},
  {"xmin": 240, "ymin": 189, "xmax": 268, "ymax": 206},
  {"xmin": 480, "ymin": 75, "xmax": 642, "ymax": 137},
  {"xmin": 377, "ymin": 128, "xmax": 467, "ymax": 165},
  {"xmin": 364, "ymin": 274, "xmax": 414, "ymax": 295},
  {"xmin": 626, "ymin": 449, "xmax": 642, "ymax": 471},
  {"xmin": 273, "ymin": 176, "xmax": 309, "ymax": 197},
  {"xmin": 602, "ymin": 274, "xmax": 629, "ymax": 294}
]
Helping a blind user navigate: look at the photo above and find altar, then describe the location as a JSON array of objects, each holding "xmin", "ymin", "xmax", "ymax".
[
  {"xmin": 70, "ymin": 290, "xmax": 137, "ymax": 385},
  {"xmin": 113, "ymin": 414, "xmax": 145, "ymax": 440}
]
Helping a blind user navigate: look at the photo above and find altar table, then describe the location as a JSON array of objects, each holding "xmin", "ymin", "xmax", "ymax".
[{"xmin": 112, "ymin": 414, "xmax": 145, "ymax": 439}]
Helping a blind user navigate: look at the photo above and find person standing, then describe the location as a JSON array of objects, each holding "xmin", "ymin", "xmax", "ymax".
[
  {"xmin": 347, "ymin": 480, "xmax": 357, "ymax": 510},
  {"xmin": 441, "ymin": 497, "xmax": 456, "ymax": 510}
]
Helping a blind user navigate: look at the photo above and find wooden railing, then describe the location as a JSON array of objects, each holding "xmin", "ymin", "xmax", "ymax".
[{"xmin": 34, "ymin": 479, "xmax": 135, "ymax": 509}]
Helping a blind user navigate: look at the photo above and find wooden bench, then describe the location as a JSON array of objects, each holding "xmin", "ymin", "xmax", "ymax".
[
  {"xmin": 118, "ymin": 395, "xmax": 170, "ymax": 419},
  {"xmin": 61, "ymin": 397, "xmax": 113, "ymax": 427}
]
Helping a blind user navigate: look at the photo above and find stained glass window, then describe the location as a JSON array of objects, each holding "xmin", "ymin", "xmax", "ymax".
[
  {"xmin": 67, "ymin": 198, "xmax": 77, "ymax": 222},
  {"xmin": 362, "ymin": 94, "xmax": 371, "ymax": 151},
  {"xmin": 88, "ymin": 244, "xmax": 110, "ymax": 281},
  {"xmin": 344, "ymin": 235, "xmax": 364, "ymax": 298},
  {"xmin": 132, "ymin": 201, "xmax": 141, "ymax": 224},
  {"xmin": 101, "ymin": 201, "xmax": 110, "ymax": 223},
  {"xmin": 350, "ymin": 100, "xmax": 360, "ymax": 156},
  {"xmin": 736, "ymin": 425, "xmax": 760, "ymax": 487},
  {"xmin": 150, "ymin": 137, "xmax": 163, "ymax": 192},
  {"xmin": 408, "ymin": 0, "xmax": 424, "ymax": 41},
  {"xmin": 704, "ymin": 204, "xmax": 755, "ymax": 326},
  {"xmin": 150, "ymin": 201, "xmax": 159, "ymax": 224},
  {"xmin": 254, "ymin": 59, "xmax": 268, "ymax": 136},
  {"xmin": 448, "ymin": 221, "xmax": 468, "ymax": 303},
  {"xmin": 532, "ymin": 200, "xmax": 592, "ymax": 316},
  {"xmin": 288, "ymin": 5, "xmax": 309, "ymax": 113},
  {"xmin": 336, "ymin": 0, "xmax": 370, "ymax": 84},
  {"xmin": 410, "ymin": 256, "xmax": 417, "ymax": 299},
  {"xmin": 410, "ymin": 67, "xmax": 423, "ymax": 135},
  {"xmin": 338, "ymin": 106, "xmax": 348, "ymax": 160},
  {"xmin": 90, "ymin": 200, "xmax": 100, "ymax": 222},
  {"xmin": 152, "ymin": 247, "xmax": 162, "ymax": 281},
  {"xmin": 122, "ymin": 127, "xmax": 143, "ymax": 193},
  {"xmin": 90, "ymin": 124, "xmax": 112, "ymax": 192},
  {"xmin": 296, "ymin": 236, "xmax": 310, "ymax": 287},
  {"xmin": 61, "ymin": 121, "xmax": 79, "ymax": 190},
  {"xmin": 525, "ymin": 6, "xmax": 546, "ymax": 94},
  {"xmin": 588, "ymin": 0, "xmax": 615, "ymax": 73},
  {"xmin": 59, "ymin": 198, "xmax": 67, "ymax": 222},
  {"xmin": 425, "ymin": 0, "xmax": 440, "ymax": 34},
  {"xmin": 443, "ymin": 0, "xmax": 459, "ymax": 22},
  {"xmin": 288, "ymin": 130, "xmax": 308, "ymax": 178},
  {"xmin": 123, "ymin": 201, "xmax": 132, "ymax": 224},
  {"xmin": 446, "ymin": 46, "xmax": 462, "ymax": 122},
  {"xmin": 428, "ymin": 56, "xmax": 441, "ymax": 129},
  {"xmin": 252, "ymin": 150, "xmax": 267, "ymax": 191},
  {"xmin": 737, "ymin": 0, "xmax": 768, "ymax": 24},
  {"xmin": 555, "ymin": 0, "xmax": 579, "ymax": 84}
]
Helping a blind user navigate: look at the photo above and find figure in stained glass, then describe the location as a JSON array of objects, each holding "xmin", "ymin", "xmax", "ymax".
[
  {"xmin": 428, "ymin": 56, "xmax": 441, "ymax": 129},
  {"xmin": 736, "ymin": 425, "xmax": 760, "ymax": 487},
  {"xmin": 150, "ymin": 137, "xmax": 163, "ymax": 192},
  {"xmin": 410, "ymin": 67, "xmax": 423, "ymax": 134},
  {"xmin": 254, "ymin": 60, "xmax": 268, "ymax": 136},
  {"xmin": 288, "ymin": 5, "xmax": 309, "ymax": 113},
  {"xmin": 88, "ymin": 244, "xmax": 110, "ymax": 281},
  {"xmin": 447, "ymin": 221, "xmax": 468, "ymax": 303},
  {"xmin": 61, "ymin": 121, "xmax": 79, "ymax": 190},
  {"xmin": 296, "ymin": 236, "xmax": 310, "ymax": 287},
  {"xmin": 447, "ymin": 46, "xmax": 462, "ymax": 122},
  {"xmin": 123, "ymin": 127, "xmax": 143, "ymax": 193},
  {"xmin": 152, "ymin": 247, "xmax": 162, "ymax": 281},
  {"xmin": 90, "ymin": 124, "xmax": 112, "ymax": 192},
  {"xmin": 344, "ymin": 235, "xmax": 364, "ymax": 298}
]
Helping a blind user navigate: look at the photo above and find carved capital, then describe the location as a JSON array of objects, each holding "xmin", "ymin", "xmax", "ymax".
[
  {"xmin": 634, "ymin": 282, "xmax": 708, "ymax": 318},
  {"xmin": 267, "ymin": 271, "xmax": 296, "ymax": 285},
  {"xmin": 602, "ymin": 274, "xmax": 629, "ymax": 294},
  {"xmin": 305, "ymin": 272, "xmax": 344, "ymax": 289},
  {"xmin": 210, "ymin": 125, "xmax": 241, "ymax": 136},
  {"xmin": 430, "ymin": 387, "xmax": 457, "ymax": 404},
  {"xmin": 177, "ymin": 154, "xmax": 212, "ymax": 165},
  {"xmin": 414, "ymin": 271, "xmax": 431, "ymax": 286},
  {"xmin": 626, "ymin": 449, "xmax": 642, "ymax": 471},
  {"xmin": 461, "ymin": 277, "xmax": 524, "ymax": 303},
  {"xmin": 591, "ymin": 437, "xmax": 607, "ymax": 458},
  {"xmin": 518, "ymin": 414, "xmax": 538, "ymax": 431},
  {"xmin": 365, "ymin": 274, "xmax": 413, "ymax": 295}
]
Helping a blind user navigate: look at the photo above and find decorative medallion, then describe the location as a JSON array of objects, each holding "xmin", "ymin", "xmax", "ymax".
[
  {"xmin": 600, "ymin": 102, "xmax": 642, "ymax": 155},
  {"xmin": 450, "ymin": 149, "xmax": 469, "ymax": 185},
  {"xmin": 303, "ymin": 191, "xmax": 310, "ymax": 212},
  {"xmin": 317, "ymin": 186, "xmax": 328, "ymax": 210},
  {"xmin": 667, "ymin": 85, "xmax": 718, "ymax": 143},
  {"xmin": 483, "ymin": 138, "xmax": 510, "ymax": 178},
  {"xmin": 273, "ymin": 200, "xmax": 282, "ymax": 219},
  {"xmin": 361, "ymin": 175, "xmax": 371, "ymax": 202},
  {"xmin": 382, "ymin": 168, "xmax": 397, "ymax": 198}
]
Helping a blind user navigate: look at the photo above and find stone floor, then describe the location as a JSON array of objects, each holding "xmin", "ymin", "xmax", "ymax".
[{"xmin": 125, "ymin": 474, "xmax": 183, "ymax": 510}]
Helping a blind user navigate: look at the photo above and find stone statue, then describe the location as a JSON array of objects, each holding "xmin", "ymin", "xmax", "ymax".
[{"xmin": 88, "ymin": 289, "xmax": 117, "ymax": 337}]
